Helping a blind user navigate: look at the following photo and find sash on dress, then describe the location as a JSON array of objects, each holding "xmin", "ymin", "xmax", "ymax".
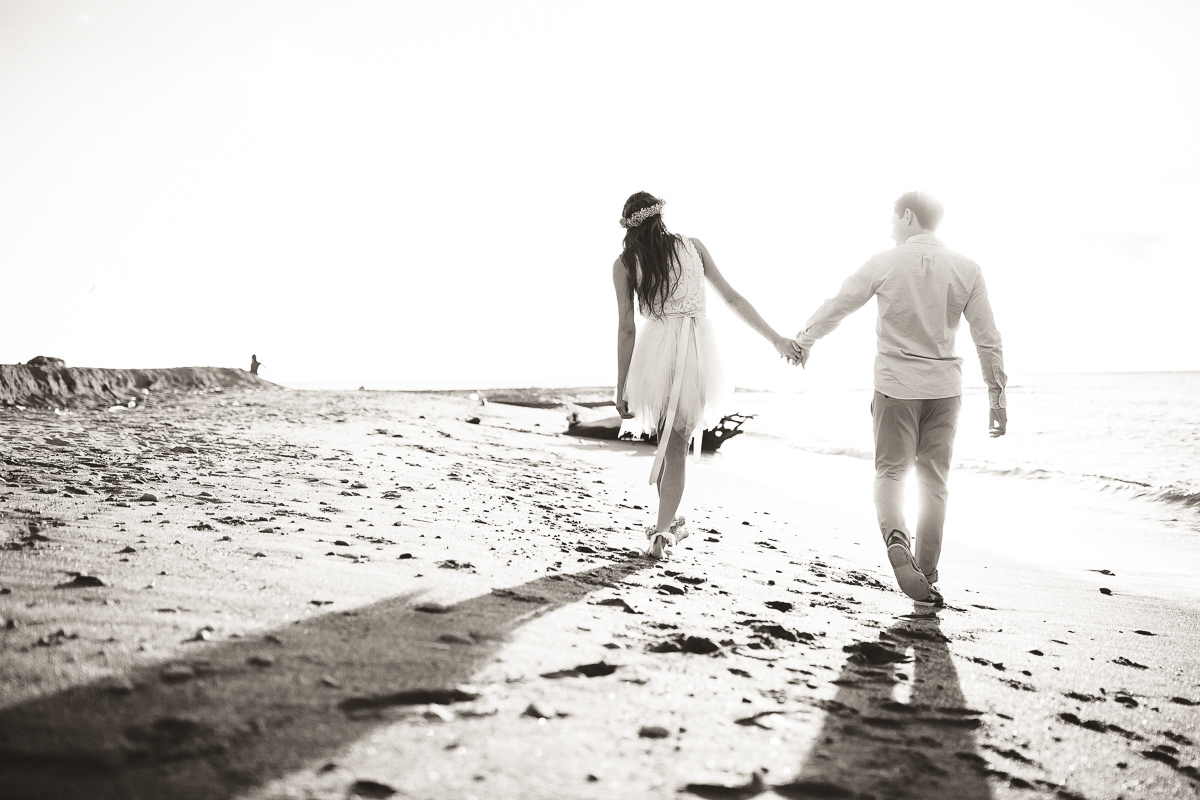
[{"xmin": 648, "ymin": 312, "xmax": 703, "ymax": 485}]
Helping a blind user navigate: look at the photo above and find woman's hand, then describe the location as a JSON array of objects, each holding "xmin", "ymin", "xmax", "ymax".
[{"xmin": 615, "ymin": 398, "xmax": 635, "ymax": 419}]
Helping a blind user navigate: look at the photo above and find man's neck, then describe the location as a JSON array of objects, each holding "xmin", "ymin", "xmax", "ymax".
[{"xmin": 903, "ymin": 228, "xmax": 934, "ymax": 242}]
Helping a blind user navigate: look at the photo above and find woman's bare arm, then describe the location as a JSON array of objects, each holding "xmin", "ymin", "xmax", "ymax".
[
  {"xmin": 613, "ymin": 257, "xmax": 638, "ymax": 416},
  {"xmin": 693, "ymin": 238, "xmax": 800, "ymax": 363}
]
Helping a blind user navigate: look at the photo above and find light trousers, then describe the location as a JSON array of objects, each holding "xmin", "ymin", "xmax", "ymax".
[{"xmin": 871, "ymin": 391, "xmax": 962, "ymax": 583}]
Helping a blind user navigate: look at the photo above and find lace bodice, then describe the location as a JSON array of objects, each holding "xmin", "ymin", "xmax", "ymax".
[{"xmin": 639, "ymin": 236, "xmax": 706, "ymax": 318}]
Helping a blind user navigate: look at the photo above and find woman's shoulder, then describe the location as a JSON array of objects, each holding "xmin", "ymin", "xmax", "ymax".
[
  {"xmin": 681, "ymin": 235, "xmax": 710, "ymax": 262},
  {"xmin": 612, "ymin": 253, "xmax": 633, "ymax": 283}
]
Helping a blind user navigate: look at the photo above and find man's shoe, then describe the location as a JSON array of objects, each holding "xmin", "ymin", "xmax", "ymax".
[
  {"xmin": 886, "ymin": 532, "xmax": 930, "ymax": 601},
  {"xmin": 913, "ymin": 584, "xmax": 944, "ymax": 608}
]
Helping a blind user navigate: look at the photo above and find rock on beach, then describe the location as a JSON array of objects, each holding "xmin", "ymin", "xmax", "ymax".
[{"xmin": 0, "ymin": 363, "xmax": 278, "ymax": 409}]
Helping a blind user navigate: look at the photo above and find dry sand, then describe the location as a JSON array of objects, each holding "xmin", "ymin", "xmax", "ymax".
[{"xmin": 1, "ymin": 386, "xmax": 1197, "ymax": 800}]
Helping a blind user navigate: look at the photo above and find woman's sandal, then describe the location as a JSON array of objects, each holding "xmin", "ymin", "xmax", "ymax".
[
  {"xmin": 644, "ymin": 526, "xmax": 676, "ymax": 559},
  {"xmin": 669, "ymin": 516, "xmax": 689, "ymax": 545}
]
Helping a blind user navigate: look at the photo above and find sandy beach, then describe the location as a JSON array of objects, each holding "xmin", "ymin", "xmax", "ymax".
[{"xmin": 1, "ymin": 381, "xmax": 1198, "ymax": 800}]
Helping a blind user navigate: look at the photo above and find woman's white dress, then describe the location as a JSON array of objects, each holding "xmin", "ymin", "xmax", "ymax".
[{"xmin": 622, "ymin": 236, "xmax": 726, "ymax": 481}]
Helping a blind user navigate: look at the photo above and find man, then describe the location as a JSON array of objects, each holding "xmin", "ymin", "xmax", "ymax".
[{"xmin": 794, "ymin": 192, "xmax": 1007, "ymax": 607}]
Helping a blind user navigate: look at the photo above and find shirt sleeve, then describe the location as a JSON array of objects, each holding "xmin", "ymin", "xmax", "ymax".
[
  {"xmin": 796, "ymin": 259, "xmax": 879, "ymax": 350},
  {"xmin": 963, "ymin": 271, "xmax": 1007, "ymax": 409}
]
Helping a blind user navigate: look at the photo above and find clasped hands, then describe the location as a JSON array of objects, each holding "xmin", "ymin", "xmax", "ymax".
[{"xmin": 773, "ymin": 336, "xmax": 808, "ymax": 367}]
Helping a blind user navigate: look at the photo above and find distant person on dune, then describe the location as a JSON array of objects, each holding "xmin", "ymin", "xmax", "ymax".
[
  {"xmin": 793, "ymin": 192, "xmax": 1007, "ymax": 608},
  {"xmin": 250, "ymin": 354, "xmax": 261, "ymax": 376},
  {"xmin": 612, "ymin": 192, "xmax": 800, "ymax": 559}
]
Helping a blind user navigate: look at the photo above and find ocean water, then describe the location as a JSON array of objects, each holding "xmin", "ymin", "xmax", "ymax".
[{"xmin": 716, "ymin": 371, "xmax": 1200, "ymax": 534}]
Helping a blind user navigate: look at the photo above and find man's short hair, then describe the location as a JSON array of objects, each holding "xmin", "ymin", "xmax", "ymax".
[{"xmin": 894, "ymin": 191, "xmax": 944, "ymax": 231}]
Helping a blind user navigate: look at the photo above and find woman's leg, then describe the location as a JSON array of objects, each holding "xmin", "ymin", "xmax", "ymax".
[{"xmin": 655, "ymin": 423, "xmax": 694, "ymax": 533}]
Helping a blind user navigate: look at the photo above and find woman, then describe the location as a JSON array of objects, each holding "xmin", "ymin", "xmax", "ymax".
[{"xmin": 613, "ymin": 192, "xmax": 798, "ymax": 558}]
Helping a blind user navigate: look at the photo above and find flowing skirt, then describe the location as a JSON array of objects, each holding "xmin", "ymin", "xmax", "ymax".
[{"xmin": 623, "ymin": 314, "xmax": 726, "ymax": 438}]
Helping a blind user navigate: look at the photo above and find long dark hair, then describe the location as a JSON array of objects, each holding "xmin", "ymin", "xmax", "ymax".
[{"xmin": 619, "ymin": 191, "xmax": 681, "ymax": 319}]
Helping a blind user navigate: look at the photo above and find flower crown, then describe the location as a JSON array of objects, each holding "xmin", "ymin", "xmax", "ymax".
[{"xmin": 620, "ymin": 200, "xmax": 665, "ymax": 228}]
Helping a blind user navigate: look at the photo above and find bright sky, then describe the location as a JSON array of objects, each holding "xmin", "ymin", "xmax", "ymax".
[{"xmin": 2, "ymin": 0, "xmax": 1198, "ymax": 391}]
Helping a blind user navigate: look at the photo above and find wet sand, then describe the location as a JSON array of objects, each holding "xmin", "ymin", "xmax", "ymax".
[{"xmin": 1, "ymin": 388, "xmax": 1197, "ymax": 799}]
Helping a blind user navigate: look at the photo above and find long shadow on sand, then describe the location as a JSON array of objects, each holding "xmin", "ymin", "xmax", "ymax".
[
  {"xmin": 0, "ymin": 557, "xmax": 652, "ymax": 800},
  {"xmin": 779, "ymin": 616, "xmax": 995, "ymax": 800}
]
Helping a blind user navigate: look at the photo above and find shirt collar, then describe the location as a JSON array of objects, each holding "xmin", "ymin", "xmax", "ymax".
[{"xmin": 903, "ymin": 233, "xmax": 942, "ymax": 246}]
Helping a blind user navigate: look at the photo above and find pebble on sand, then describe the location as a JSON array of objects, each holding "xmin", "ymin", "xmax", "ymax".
[{"xmin": 638, "ymin": 725, "xmax": 670, "ymax": 739}]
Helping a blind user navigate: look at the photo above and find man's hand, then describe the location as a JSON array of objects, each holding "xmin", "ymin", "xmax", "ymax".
[
  {"xmin": 615, "ymin": 398, "xmax": 635, "ymax": 419},
  {"xmin": 791, "ymin": 333, "xmax": 811, "ymax": 368},
  {"xmin": 787, "ymin": 337, "xmax": 810, "ymax": 368},
  {"xmin": 989, "ymin": 407, "xmax": 1007, "ymax": 438},
  {"xmin": 796, "ymin": 342, "xmax": 809, "ymax": 368}
]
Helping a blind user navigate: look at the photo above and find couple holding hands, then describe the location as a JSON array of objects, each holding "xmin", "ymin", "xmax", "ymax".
[{"xmin": 611, "ymin": 191, "xmax": 1007, "ymax": 608}]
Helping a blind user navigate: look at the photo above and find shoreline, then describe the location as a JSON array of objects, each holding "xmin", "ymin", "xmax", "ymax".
[{"xmin": 1, "ymin": 387, "xmax": 1198, "ymax": 799}]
